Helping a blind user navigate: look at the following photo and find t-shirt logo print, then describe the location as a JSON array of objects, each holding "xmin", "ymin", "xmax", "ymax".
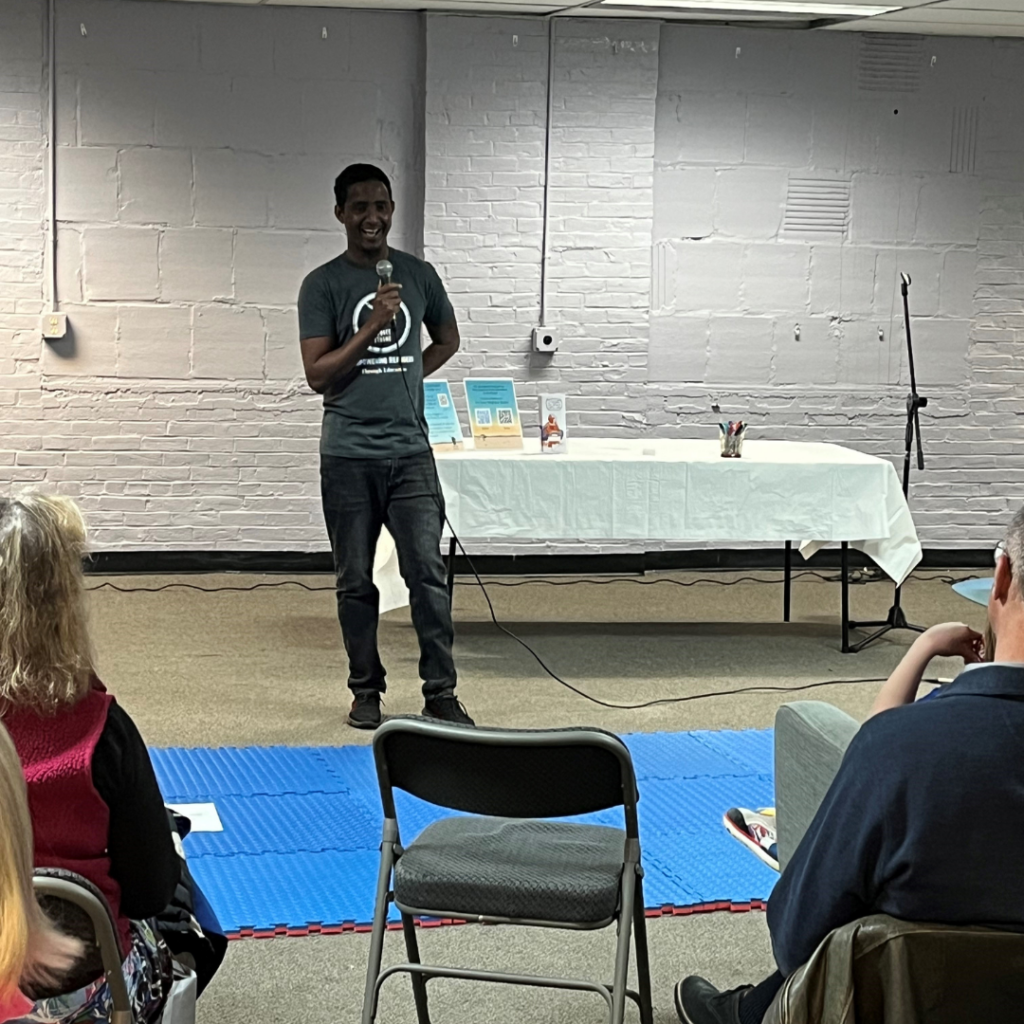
[{"xmin": 352, "ymin": 292, "xmax": 413, "ymax": 356}]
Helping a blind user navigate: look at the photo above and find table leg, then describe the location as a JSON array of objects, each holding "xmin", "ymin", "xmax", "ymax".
[
  {"xmin": 841, "ymin": 542, "xmax": 850, "ymax": 653},
  {"xmin": 783, "ymin": 541, "xmax": 792, "ymax": 623},
  {"xmin": 446, "ymin": 537, "xmax": 457, "ymax": 609}
]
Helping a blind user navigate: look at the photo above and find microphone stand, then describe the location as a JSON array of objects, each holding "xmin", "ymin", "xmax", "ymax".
[{"xmin": 847, "ymin": 273, "xmax": 926, "ymax": 653}]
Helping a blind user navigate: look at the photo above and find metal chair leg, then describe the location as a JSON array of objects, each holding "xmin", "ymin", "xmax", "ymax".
[
  {"xmin": 401, "ymin": 912, "xmax": 431, "ymax": 1024},
  {"xmin": 609, "ymin": 869, "xmax": 635, "ymax": 1024},
  {"xmin": 361, "ymin": 833, "xmax": 398, "ymax": 1024},
  {"xmin": 632, "ymin": 872, "xmax": 653, "ymax": 1024}
]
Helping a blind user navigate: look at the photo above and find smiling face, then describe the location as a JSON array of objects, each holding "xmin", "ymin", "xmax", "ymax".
[{"xmin": 336, "ymin": 180, "xmax": 394, "ymax": 264}]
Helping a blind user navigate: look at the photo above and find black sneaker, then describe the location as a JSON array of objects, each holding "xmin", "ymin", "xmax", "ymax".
[
  {"xmin": 422, "ymin": 695, "xmax": 475, "ymax": 726},
  {"xmin": 674, "ymin": 977, "xmax": 750, "ymax": 1024},
  {"xmin": 347, "ymin": 692, "xmax": 383, "ymax": 730}
]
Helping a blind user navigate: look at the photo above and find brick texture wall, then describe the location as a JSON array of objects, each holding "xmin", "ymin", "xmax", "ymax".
[
  {"xmin": 2, "ymin": 1, "xmax": 1024, "ymax": 551},
  {"xmin": 425, "ymin": 16, "xmax": 659, "ymax": 436},
  {"xmin": 0, "ymin": 0, "xmax": 47, "ymax": 492},
  {"xmin": 2, "ymin": 0, "xmax": 423, "ymax": 549},
  {"xmin": 648, "ymin": 27, "xmax": 1024, "ymax": 544}
]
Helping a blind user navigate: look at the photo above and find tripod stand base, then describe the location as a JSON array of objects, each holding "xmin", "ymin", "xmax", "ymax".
[{"xmin": 847, "ymin": 605, "xmax": 925, "ymax": 654}]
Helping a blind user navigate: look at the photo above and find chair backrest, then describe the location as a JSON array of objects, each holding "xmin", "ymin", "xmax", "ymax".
[
  {"xmin": 774, "ymin": 701, "xmax": 859, "ymax": 871},
  {"xmin": 764, "ymin": 913, "xmax": 1024, "ymax": 1024},
  {"xmin": 372, "ymin": 718, "xmax": 639, "ymax": 834},
  {"xmin": 31, "ymin": 869, "xmax": 133, "ymax": 1024}
]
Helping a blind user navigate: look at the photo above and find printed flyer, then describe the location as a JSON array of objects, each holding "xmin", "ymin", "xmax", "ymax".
[
  {"xmin": 463, "ymin": 378, "xmax": 524, "ymax": 450},
  {"xmin": 423, "ymin": 379, "xmax": 464, "ymax": 449}
]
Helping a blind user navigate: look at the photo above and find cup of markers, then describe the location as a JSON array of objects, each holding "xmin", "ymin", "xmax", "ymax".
[{"xmin": 719, "ymin": 420, "xmax": 746, "ymax": 458}]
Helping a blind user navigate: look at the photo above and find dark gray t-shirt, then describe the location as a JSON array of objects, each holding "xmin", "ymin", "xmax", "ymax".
[{"xmin": 297, "ymin": 248, "xmax": 455, "ymax": 459}]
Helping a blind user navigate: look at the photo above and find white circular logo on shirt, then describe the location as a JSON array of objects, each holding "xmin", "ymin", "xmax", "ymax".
[{"xmin": 352, "ymin": 293, "xmax": 412, "ymax": 356}]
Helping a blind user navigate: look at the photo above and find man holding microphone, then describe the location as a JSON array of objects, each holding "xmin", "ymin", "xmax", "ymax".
[{"xmin": 298, "ymin": 163, "xmax": 472, "ymax": 729}]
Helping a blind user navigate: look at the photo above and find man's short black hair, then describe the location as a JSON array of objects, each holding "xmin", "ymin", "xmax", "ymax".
[{"xmin": 334, "ymin": 164, "xmax": 393, "ymax": 208}]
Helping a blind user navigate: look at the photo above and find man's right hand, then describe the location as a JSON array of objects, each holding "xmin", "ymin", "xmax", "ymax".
[{"xmin": 368, "ymin": 282, "xmax": 402, "ymax": 332}]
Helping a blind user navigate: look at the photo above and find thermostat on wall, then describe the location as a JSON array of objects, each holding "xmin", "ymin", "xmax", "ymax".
[{"xmin": 41, "ymin": 312, "xmax": 67, "ymax": 340}]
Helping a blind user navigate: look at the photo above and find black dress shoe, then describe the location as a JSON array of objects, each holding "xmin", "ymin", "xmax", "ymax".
[{"xmin": 674, "ymin": 976, "xmax": 751, "ymax": 1024}]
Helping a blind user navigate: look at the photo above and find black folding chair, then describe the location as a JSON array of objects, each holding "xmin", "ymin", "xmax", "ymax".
[
  {"xmin": 32, "ymin": 868, "xmax": 134, "ymax": 1024},
  {"xmin": 361, "ymin": 717, "xmax": 653, "ymax": 1024}
]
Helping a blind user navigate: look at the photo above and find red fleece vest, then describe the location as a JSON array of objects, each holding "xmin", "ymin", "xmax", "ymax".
[{"xmin": 3, "ymin": 684, "xmax": 133, "ymax": 954}]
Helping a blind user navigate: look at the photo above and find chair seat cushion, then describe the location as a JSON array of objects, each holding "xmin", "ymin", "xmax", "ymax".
[{"xmin": 393, "ymin": 816, "xmax": 628, "ymax": 924}]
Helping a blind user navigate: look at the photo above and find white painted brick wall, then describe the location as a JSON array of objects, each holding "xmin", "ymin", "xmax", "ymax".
[
  {"xmin": 0, "ymin": 0, "xmax": 46, "ymax": 457},
  {"xmin": 1, "ymin": 0, "xmax": 423, "ymax": 550},
  {"xmin": 4, "ymin": 2, "xmax": 1024, "ymax": 552},
  {"xmin": 650, "ymin": 26, "xmax": 1024, "ymax": 546},
  {"xmin": 424, "ymin": 13, "xmax": 549, "ymax": 403},
  {"xmin": 425, "ymin": 15, "xmax": 658, "ymax": 436}
]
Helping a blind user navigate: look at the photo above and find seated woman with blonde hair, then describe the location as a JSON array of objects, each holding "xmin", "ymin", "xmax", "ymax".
[{"xmin": 0, "ymin": 493, "xmax": 179, "ymax": 1023}]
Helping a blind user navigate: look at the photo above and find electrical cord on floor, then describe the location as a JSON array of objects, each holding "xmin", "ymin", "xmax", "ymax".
[
  {"xmin": 84, "ymin": 569, "xmax": 851, "ymax": 593},
  {"xmin": 523, "ymin": 675, "xmax": 897, "ymax": 713},
  {"xmin": 78, "ymin": 569, "xmax": 876, "ymax": 594},
  {"xmin": 83, "ymin": 569, "xmax": 978, "ymax": 595},
  {"xmin": 86, "ymin": 579, "xmax": 338, "ymax": 594}
]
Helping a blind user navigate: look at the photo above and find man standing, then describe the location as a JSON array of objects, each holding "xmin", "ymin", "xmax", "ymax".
[{"xmin": 298, "ymin": 164, "xmax": 473, "ymax": 729}]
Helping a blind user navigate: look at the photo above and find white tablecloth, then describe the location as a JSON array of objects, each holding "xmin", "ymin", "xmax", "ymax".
[{"xmin": 431, "ymin": 438, "xmax": 922, "ymax": 585}]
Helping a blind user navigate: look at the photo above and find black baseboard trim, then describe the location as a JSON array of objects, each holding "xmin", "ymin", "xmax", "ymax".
[{"xmin": 84, "ymin": 547, "xmax": 993, "ymax": 576}]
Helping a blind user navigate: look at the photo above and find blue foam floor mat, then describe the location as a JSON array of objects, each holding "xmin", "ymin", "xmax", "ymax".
[{"xmin": 151, "ymin": 729, "xmax": 778, "ymax": 937}]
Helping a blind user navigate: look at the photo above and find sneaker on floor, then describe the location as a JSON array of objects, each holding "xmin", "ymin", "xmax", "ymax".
[
  {"xmin": 674, "ymin": 977, "xmax": 750, "ymax": 1024},
  {"xmin": 422, "ymin": 695, "xmax": 475, "ymax": 726},
  {"xmin": 723, "ymin": 806, "xmax": 779, "ymax": 871},
  {"xmin": 347, "ymin": 692, "xmax": 383, "ymax": 730}
]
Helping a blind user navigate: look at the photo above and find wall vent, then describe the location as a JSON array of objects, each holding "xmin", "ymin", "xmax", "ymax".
[
  {"xmin": 783, "ymin": 177, "xmax": 850, "ymax": 238},
  {"xmin": 950, "ymin": 106, "xmax": 979, "ymax": 174},
  {"xmin": 857, "ymin": 35, "xmax": 923, "ymax": 93}
]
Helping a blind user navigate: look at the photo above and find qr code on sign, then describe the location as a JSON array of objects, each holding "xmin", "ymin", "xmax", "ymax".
[
  {"xmin": 496, "ymin": 408, "xmax": 514, "ymax": 426},
  {"xmin": 475, "ymin": 409, "xmax": 492, "ymax": 427}
]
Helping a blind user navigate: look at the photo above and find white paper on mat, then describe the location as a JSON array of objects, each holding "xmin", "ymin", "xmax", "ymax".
[
  {"xmin": 374, "ymin": 526, "xmax": 410, "ymax": 613},
  {"xmin": 166, "ymin": 802, "xmax": 224, "ymax": 833}
]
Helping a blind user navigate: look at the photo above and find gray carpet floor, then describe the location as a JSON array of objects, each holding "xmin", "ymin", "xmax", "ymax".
[{"xmin": 82, "ymin": 566, "xmax": 985, "ymax": 1023}]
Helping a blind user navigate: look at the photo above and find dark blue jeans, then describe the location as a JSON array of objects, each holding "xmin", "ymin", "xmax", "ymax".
[{"xmin": 320, "ymin": 451, "xmax": 456, "ymax": 699}]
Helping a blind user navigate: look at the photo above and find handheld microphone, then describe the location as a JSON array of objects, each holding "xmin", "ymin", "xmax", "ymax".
[{"xmin": 375, "ymin": 259, "xmax": 396, "ymax": 338}]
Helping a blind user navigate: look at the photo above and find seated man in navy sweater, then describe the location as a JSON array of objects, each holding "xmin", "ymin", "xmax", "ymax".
[{"xmin": 676, "ymin": 506, "xmax": 1024, "ymax": 1024}]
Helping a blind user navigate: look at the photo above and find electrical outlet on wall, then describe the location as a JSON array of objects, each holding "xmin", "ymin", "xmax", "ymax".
[{"xmin": 41, "ymin": 312, "xmax": 67, "ymax": 340}]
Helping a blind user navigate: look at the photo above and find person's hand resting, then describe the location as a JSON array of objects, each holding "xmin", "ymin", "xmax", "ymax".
[
  {"xmin": 918, "ymin": 621, "xmax": 984, "ymax": 664},
  {"xmin": 869, "ymin": 621, "xmax": 985, "ymax": 717}
]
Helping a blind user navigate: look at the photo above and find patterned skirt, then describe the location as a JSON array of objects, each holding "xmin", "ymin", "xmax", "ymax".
[{"xmin": 14, "ymin": 919, "xmax": 173, "ymax": 1024}]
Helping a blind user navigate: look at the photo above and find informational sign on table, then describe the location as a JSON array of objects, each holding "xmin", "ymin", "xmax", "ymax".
[
  {"xmin": 423, "ymin": 379, "xmax": 464, "ymax": 449},
  {"xmin": 464, "ymin": 377, "xmax": 523, "ymax": 450}
]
